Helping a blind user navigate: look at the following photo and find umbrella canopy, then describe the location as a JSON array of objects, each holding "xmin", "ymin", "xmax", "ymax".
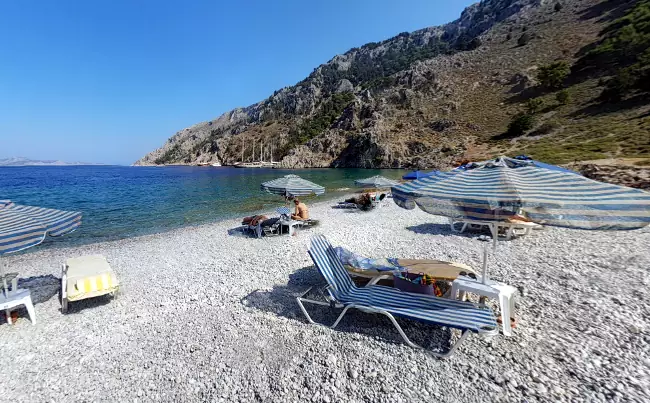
[
  {"xmin": 354, "ymin": 175, "xmax": 399, "ymax": 188},
  {"xmin": 460, "ymin": 155, "xmax": 578, "ymax": 175},
  {"xmin": 0, "ymin": 200, "xmax": 82, "ymax": 292},
  {"xmin": 0, "ymin": 200, "xmax": 82, "ymax": 255},
  {"xmin": 392, "ymin": 164, "xmax": 650, "ymax": 283},
  {"xmin": 513, "ymin": 155, "xmax": 578, "ymax": 174},
  {"xmin": 260, "ymin": 174, "xmax": 325, "ymax": 197},
  {"xmin": 392, "ymin": 164, "xmax": 650, "ymax": 230},
  {"xmin": 402, "ymin": 170, "xmax": 432, "ymax": 180}
]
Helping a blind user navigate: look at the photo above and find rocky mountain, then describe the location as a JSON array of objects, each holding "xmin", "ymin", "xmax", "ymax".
[
  {"xmin": 136, "ymin": 0, "xmax": 650, "ymax": 169},
  {"xmin": 0, "ymin": 157, "xmax": 99, "ymax": 166}
]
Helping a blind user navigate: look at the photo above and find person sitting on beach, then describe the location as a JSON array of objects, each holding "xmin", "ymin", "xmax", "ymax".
[{"xmin": 291, "ymin": 198, "xmax": 309, "ymax": 220}]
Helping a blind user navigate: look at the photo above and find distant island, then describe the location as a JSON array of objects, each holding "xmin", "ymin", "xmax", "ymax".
[{"xmin": 0, "ymin": 157, "xmax": 102, "ymax": 166}]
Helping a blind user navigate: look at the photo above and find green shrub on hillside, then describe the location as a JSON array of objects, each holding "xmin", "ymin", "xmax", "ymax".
[
  {"xmin": 575, "ymin": 0, "xmax": 650, "ymax": 101},
  {"xmin": 556, "ymin": 89, "xmax": 571, "ymax": 105},
  {"xmin": 537, "ymin": 61, "xmax": 570, "ymax": 89},
  {"xmin": 526, "ymin": 97, "xmax": 544, "ymax": 114},
  {"xmin": 600, "ymin": 68, "xmax": 636, "ymax": 102},
  {"xmin": 284, "ymin": 92, "xmax": 355, "ymax": 151},
  {"xmin": 507, "ymin": 113, "xmax": 536, "ymax": 137}
]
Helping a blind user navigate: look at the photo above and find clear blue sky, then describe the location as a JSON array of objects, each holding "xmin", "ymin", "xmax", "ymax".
[{"xmin": 0, "ymin": 0, "xmax": 474, "ymax": 165}]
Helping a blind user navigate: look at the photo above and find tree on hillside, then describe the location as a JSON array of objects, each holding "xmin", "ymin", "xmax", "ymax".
[
  {"xmin": 526, "ymin": 98, "xmax": 544, "ymax": 114},
  {"xmin": 556, "ymin": 89, "xmax": 571, "ymax": 105},
  {"xmin": 537, "ymin": 61, "xmax": 570, "ymax": 89},
  {"xmin": 507, "ymin": 113, "xmax": 536, "ymax": 137},
  {"xmin": 574, "ymin": 0, "xmax": 650, "ymax": 101}
]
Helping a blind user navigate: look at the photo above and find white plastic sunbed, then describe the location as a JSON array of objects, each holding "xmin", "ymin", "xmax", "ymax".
[{"xmin": 449, "ymin": 217, "xmax": 541, "ymax": 240}]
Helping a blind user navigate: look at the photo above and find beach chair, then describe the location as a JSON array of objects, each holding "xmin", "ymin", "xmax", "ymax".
[
  {"xmin": 449, "ymin": 217, "xmax": 541, "ymax": 240},
  {"xmin": 297, "ymin": 235, "xmax": 497, "ymax": 358},
  {"xmin": 61, "ymin": 255, "xmax": 119, "ymax": 313}
]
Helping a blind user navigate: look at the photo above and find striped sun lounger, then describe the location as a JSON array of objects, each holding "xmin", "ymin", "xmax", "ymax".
[{"xmin": 297, "ymin": 234, "xmax": 497, "ymax": 358}]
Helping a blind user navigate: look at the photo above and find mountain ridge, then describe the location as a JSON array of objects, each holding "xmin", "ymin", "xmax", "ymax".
[{"xmin": 136, "ymin": 0, "xmax": 650, "ymax": 169}]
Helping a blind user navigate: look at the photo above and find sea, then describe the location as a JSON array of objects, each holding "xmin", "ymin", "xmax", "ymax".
[{"xmin": 0, "ymin": 165, "xmax": 406, "ymax": 248}]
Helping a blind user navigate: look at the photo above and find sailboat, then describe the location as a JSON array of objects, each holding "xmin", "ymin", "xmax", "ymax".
[{"xmin": 234, "ymin": 140, "xmax": 262, "ymax": 168}]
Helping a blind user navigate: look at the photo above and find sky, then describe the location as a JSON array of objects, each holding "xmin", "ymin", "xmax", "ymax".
[{"xmin": 0, "ymin": 0, "xmax": 475, "ymax": 165}]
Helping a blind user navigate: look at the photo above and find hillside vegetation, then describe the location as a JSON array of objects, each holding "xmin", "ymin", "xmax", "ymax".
[{"xmin": 136, "ymin": 0, "xmax": 650, "ymax": 168}]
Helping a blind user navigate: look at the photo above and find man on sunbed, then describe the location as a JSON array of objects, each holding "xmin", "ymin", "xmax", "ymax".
[{"xmin": 291, "ymin": 198, "xmax": 309, "ymax": 221}]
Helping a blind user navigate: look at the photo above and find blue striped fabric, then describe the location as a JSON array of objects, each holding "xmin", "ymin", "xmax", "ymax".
[
  {"xmin": 0, "ymin": 200, "xmax": 82, "ymax": 255},
  {"xmin": 261, "ymin": 175, "xmax": 325, "ymax": 196},
  {"xmin": 354, "ymin": 175, "xmax": 399, "ymax": 188},
  {"xmin": 391, "ymin": 164, "xmax": 650, "ymax": 230},
  {"xmin": 276, "ymin": 207, "xmax": 291, "ymax": 216},
  {"xmin": 308, "ymin": 234, "xmax": 497, "ymax": 333}
]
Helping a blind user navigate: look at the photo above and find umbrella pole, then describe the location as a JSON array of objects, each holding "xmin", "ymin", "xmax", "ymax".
[
  {"xmin": 481, "ymin": 241, "xmax": 489, "ymax": 284},
  {"xmin": 1, "ymin": 256, "xmax": 7, "ymax": 297},
  {"xmin": 481, "ymin": 223, "xmax": 498, "ymax": 284}
]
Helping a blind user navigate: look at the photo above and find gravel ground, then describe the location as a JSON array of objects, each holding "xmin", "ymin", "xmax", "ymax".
[{"xmin": 1, "ymin": 197, "xmax": 649, "ymax": 402}]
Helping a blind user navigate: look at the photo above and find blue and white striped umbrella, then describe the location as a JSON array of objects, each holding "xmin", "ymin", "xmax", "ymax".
[
  {"xmin": 276, "ymin": 207, "xmax": 291, "ymax": 216},
  {"xmin": 0, "ymin": 200, "xmax": 82, "ymax": 255},
  {"xmin": 392, "ymin": 165, "xmax": 650, "ymax": 231},
  {"xmin": 392, "ymin": 164, "xmax": 650, "ymax": 283},
  {"xmin": 260, "ymin": 175, "xmax": 325, "ymax": 197},
  {"xmin": 354, "ymin": 175, "xmax": 399, "ymax": 188}
]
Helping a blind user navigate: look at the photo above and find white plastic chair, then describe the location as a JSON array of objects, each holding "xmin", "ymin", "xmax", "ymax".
[{"xmin": 1, "ymin": 286, "xmax": 36, "ymax": 325}]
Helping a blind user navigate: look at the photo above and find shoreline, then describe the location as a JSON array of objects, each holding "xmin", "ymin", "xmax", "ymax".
[
  {"xmin": 17, "ymin": 192, "xmax": 363, "ymax": 253},
  {"xmin": 2, "ymin": 200, "xmax": 649, "ymax": 402}
]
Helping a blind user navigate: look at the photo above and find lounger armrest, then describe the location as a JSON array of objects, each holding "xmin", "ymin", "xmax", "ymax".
[{"xmin": 61, "ymin": 263, "xmax": 68, "ymax": 301}]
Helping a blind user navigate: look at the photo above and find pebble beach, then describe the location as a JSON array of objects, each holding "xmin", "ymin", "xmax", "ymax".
[{"xmin": 1, "ymin": 197, "xmax": 649, "ymax": 402}]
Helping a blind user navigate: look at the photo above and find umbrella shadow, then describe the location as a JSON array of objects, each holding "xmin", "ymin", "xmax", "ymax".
[
  {"xmin": 1, "ymin": 274, "xmax": 60, "ymax": 324},
  {"xmin": 17, "ymin": 274, "xmax": 60, "ymax": 305},
  {"xmin": 62, "ymin": 294, "xmax": 115, "ymax": 314},
  {"xmin": 406, "ymin": 223, "xmax": 493, "ymax": 238},
  {"xmin": 227, "ymin": 225, "xmax": 258, "ymax": 238},
  {"xmin": 242, "ymin": 266, "xmax": 454, "ymax": 352}
]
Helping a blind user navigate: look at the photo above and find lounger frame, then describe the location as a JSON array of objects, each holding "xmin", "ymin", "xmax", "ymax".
[{"xmin": 296, "ymin": 285, "xmax": 472, "ymax": 359}]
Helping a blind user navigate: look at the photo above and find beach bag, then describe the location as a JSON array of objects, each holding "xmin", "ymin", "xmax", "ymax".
[{"xmin": 393, "ymin": 272, "xmax": 444, "ymax": 297}]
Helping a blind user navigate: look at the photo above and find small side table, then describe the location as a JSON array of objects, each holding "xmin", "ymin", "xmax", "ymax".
[
  {"xmin": 449, "ymin": 277, "xmax": 517, "ymax": 336},
  {"xmin": 279, "ymin": 219, "xmax": 302, "ymax": 236}
]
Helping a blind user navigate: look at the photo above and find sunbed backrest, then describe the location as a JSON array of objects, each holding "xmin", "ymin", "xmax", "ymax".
[{"xmin": 309, "ymin": 235, "xmax": 355, "ymax": 296}]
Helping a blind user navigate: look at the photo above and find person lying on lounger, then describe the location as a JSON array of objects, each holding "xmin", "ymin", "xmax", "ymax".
[{"xmin": 291, "ymin": 198, "xmax": 309, "ymax": 220}]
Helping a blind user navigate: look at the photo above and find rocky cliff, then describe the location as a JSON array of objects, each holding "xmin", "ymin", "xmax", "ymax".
[{"xmin": 135, "ymin": 0, "xmax": 650, "ymax": 168}]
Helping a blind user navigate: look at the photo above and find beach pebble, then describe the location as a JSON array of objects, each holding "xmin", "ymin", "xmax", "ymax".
[{"xmin": 1, "ymin": 196, "xmax": 649, "ymax": 403}]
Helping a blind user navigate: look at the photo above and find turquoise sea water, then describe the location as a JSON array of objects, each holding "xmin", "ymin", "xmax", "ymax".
[{"xmin": 0, "ymin": 166, "xmax": 406, "ymax": 248}]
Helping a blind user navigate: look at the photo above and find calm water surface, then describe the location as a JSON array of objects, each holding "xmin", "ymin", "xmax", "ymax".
[{"xmin": 0, "ymin": 166, "xmax": 406, "ymax": 248}]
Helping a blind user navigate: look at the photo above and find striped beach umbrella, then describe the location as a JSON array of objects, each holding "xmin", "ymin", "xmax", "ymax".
[
  {"xmin": 260, "ymin": 174, "xmax": 325, "ymax": 197},
  {"xmin": 393, "ymin": 165, "xmax": 650, "ymax": 230},
  {"xmin": 354, "ymin": 175, "xmax": 399, "ymax": 189},
  {"xmin": 391, "ymin": 164, "xmax": 650, "ymax": 281},
  {"xmin": 0, "ymin": 200, "xmax": 82, "ymax": 290}
]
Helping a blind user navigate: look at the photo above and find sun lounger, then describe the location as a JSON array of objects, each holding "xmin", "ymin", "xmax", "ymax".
[
  {"xmin": 61, "ymin": 255, "xmax": 119, "ymax": 313},
  {"xmin": 335, "ymin": 245, "xmax": 478, "ymax": 284},
  {"xmin": 346, "ymin": 259, "xmax": 478, "ymax": 283},
  {"xmin": 334, "ymin": 202, "xmax": 358, "ymax": 209},
  {"xmin": 449, "ymin": 217, "xmax": 542, "ymax": 240},
  {"xmin": 297, "ymin": 234, "xmax": 497, "ymax": 358}
]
